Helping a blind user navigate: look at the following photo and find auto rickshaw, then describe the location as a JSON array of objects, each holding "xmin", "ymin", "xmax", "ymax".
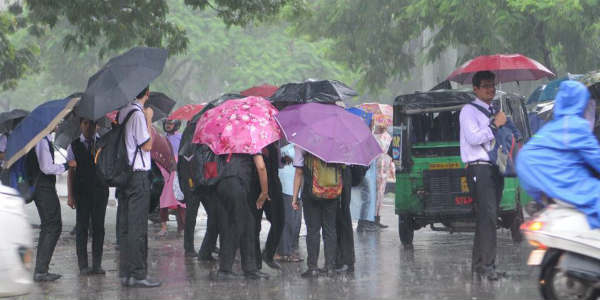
[{"xmin": 390, "ymin": 89, "xmax": 532, "ymax": 247}]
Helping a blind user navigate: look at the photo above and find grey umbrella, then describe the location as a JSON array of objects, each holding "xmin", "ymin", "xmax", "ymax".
[
  {"xmin": 147, "ymin": 92, "xmax": 176, "ymax": 122},
  {"xmin": 0, "ymin": 109, "xmax": 29, "ymax": 134},
  {"xmin": 76, "ymin": 47, "xmax": 168, "ymax": 120}
]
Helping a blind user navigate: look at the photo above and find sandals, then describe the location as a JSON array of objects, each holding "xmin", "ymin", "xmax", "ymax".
[{"xmin": 277, "ymin": 255, "xmax": 304, "ymax": 263}]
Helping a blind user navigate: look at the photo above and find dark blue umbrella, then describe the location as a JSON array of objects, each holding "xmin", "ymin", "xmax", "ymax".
[{"xmin": 4, "ymin": 97, "xmax": 80, "ymax": 169}]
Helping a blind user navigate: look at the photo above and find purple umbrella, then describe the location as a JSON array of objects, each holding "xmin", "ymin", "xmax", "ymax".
[{"xmin": 275, "ymin": 103, "xmax": 382, "ymax": 166}]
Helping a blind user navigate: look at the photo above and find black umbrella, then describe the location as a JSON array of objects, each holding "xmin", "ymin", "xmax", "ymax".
[
  {"xmin": 146, "ymin": 92, "xmax": 176, "ymax": 122},
  {"xmin": 76, "ymin": 47, "xmax": 168, "ymax": 120},
  {"xmin": 269, "ymin": 80, "xmax": 358, "ymax": 108},
  {"xmin": 0, "ymin": 109, "xmax": 29, "ymax": 134}
]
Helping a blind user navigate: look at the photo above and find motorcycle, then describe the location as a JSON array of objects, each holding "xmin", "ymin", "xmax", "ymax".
[{"xmin": 522, "ymin": 202, "xmax": 600, "ymax": 300}]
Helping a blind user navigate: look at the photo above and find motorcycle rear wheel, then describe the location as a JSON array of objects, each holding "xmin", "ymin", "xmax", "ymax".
[{"xmin": 540, "ymin": 251, "xmax": 596, "ymax": 300}]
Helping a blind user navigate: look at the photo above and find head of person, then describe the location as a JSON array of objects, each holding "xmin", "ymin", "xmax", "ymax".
[
  {"xmin": 136, "ymin": 86, "xmax": 150, "ymax": 104},
  {"xmin": 554, "ymin": 80, "xmax": 591, "ymax": 119},
  {"xmin": 374, "ymin": 125, "xmax": 387, "ymax": 134},
  {"xmin": 472, "ymin": 71, "xmax": 496, "ymax": 103},
  {"xmin": 162, "ymin": 119, "xmax": 181, "ymax": 133},
  {"xmin": 80, "ymin": 118, "xmax": 97, "ymax": 140}
]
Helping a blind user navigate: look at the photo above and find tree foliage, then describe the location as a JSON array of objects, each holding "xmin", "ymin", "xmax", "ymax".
[
  {"xmin": 294, "ymin": 0, "xmax": 600, "ymax": 91},
  {"xmin": 0, "ymin": 0, "xmax": 359, "ymax": 110},
  {"xmin": 0, "ymin": 0, "xmax": 299, "ymax": 91},
  {"xmin": 0, "ymin": 4, "xmax": 38, "ymax": 90}
]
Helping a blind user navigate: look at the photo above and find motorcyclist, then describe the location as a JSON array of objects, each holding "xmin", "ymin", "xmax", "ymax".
[{"xmin": 516, "ymin": 80, "xmax": 600, "ymax": 228}]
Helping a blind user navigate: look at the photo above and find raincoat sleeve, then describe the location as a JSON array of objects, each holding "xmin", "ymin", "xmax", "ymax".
[
  {"xmin": 572, "ymin": 124, "xmax": 600, "ymax": 175},
  {"xmin": 35, "ymin": 138, "xmax": 66, "ymax": 175},
  {"xmin": 459, "ymin": 106, "xmax": 494, "ymax": 146}
]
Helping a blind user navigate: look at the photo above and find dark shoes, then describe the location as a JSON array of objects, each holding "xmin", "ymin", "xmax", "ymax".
[
  {"xmin": 356, "ymin": 220, "xmax": 380, "ymax": 232},
  {"xmin": 34, "ymin": 272, "xmax": 62, "ymax": 282},
  {"xmin": 335, "ymin": 264, "xmax": 354, "ymax": 273},
  {"xmin": 244, "ymin": 271, "xmax": 270, "ymax": 280},
  {"xmin": 262, "ymin": 254, "xmax": 281, "ymax": 270},
  {"xmin": 184, "ymin": 251, "xmax": 198, "ymax": 258},
  {"xmin": 473, "ymin": 270, "xmax": 507, "ymax": 281},
  {"xmin": 301, "ymin": 269, "xmax": 320, "ymax": 278},
  {"xmin": 80, "ymin": 266, "xmax": 105, "ymax": 275},
  {"xmin": 122, "ymin": 277, "xmax": 162, "ymax": 288},
  {"xmin": 91, "ymin": 267, "xmax": 106, "ymax": 275}
]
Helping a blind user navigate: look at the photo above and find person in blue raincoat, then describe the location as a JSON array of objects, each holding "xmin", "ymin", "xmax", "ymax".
[{"xmin": 516, "ymin": 80, "xmax": 600, "ymax": 228}]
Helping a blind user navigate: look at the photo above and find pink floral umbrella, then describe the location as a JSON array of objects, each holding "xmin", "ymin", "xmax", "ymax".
[{"xmin": 192, "ymin": 96, "xmax": 282, "ymax": 154}]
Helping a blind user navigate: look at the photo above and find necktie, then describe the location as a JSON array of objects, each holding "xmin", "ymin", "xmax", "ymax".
[{"xmin": 489, "ymin": 105, "xmax": 495, "ymax": 115}]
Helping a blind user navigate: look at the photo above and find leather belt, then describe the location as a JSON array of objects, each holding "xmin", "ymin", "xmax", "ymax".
[{"xmin": 466, "ymin": 160, "xmax": 492, "ymax": 167}]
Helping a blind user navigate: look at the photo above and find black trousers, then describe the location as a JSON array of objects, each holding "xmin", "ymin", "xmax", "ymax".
[
  {"xmin": 118, "ymin": 172, "xmax": 150, "ymax": 279},
  {"xmin": 216, "ymin": 177, "xmax": 257, "ymax": 273},
  {"xmin": 303, "ymin": 196, "xmax": 338, "ymax": 270},
  {"xmin": 466, "ymin": 164, "xmax": 504, "ymax": 273},
  {"xmin": 75, "ymin": 187, "xmax": 109, "ymax": 269},
  {"xmin": 257, "ymin": 188, "xmax": 284, "ymax": 263},
  {"xmin": 184, "ymin": 187, "xmax": 219, "ymax": 256},
  {"xmin": 199, "ymin": 192, "xmax": 219, "ymax": 258},
  {"xmin": 336, "ymin": 172, "xmax": 355, "ymax": 267},
  {"xmin": 33, "ymin": 180, "xmax": 61, "ymax": 274}
]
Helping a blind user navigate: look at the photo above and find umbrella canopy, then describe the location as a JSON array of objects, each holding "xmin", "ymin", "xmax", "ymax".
[
  {"xmin": 5, "ymin": 97, "xmax": 80, "ymax": 169},
  {"xmin": 447, "ymin": 54, "xmax": 555, "ymax": 84},
  {"xmin": 76, "ymin": 47, "xmax": 168, "ymax": 120},
  {"xmin": 150, "ymin": 126, "xmax": 176, "ymax": 170},
  {"xmin": 275, "ymin": 103, "xmax": 382, "ymax": 166},
  {"xmin": 269, "ymin": 80, "xmax": 358, "ymax": 108},
  {"xmin": 192, "ymin": 96, "xmax": 282, "ymax": 155},
  {"xmin": 168, "ymin": 104, "xmax": 206, "ymax": 121},
  {"xmin": 357, "ymin": 103, "xmax": 393, "ymax": 128},
  {"xmin": 240, "ymin": 84, "xmax": 278, "ymax": 98},
  {"xmin": 0, "ymin": 109, "xmax": 29, "ymax": 134},
  {"xmin": 147, "ymin": 92, "xmax": 176, "ymax": 122}
]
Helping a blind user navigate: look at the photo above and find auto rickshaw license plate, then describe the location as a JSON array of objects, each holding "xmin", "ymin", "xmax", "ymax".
[{"xmin": 527, "ymin": 249, "xmax": 546, "ymax": 266}]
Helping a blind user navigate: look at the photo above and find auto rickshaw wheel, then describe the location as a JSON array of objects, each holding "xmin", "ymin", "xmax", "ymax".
[
  {"xmin": 398, "ymin": 214, "xmax": 414, "ymax": 247},
  {"xmin": 500, "ymin": 199, "xmax": 524, "ymax": 243}
]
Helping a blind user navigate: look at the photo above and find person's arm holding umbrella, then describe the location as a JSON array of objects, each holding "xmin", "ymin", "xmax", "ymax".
[{"xmin": 36, "ymin": 136, "xmax": 76, "ymax": 175}]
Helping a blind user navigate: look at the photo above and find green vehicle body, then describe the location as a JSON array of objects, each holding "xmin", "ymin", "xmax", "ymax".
[{"xmin": 390, "ymin": 89, "xmax": 533, "ymax": 244}]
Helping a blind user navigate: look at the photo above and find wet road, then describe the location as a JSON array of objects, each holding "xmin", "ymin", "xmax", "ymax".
[{"xmin": 22, "ymin": 197, "xmax": 541, "ymax": 300}]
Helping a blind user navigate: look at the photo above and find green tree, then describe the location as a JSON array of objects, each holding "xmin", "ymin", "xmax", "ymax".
[
  {"xmin": 293, "ymin": 0, "xmax": 600, "ymax": 91},
  {"xmin": 0, "ymin": 4, "xmax": 38, "ymax": 91},
  {"xmin": 1, "ymin": 0, "xmax": 359, "ymax": 109},
  {"xmin": 0, "ymin": 0, "xmax": 300, "ymax": 91}
]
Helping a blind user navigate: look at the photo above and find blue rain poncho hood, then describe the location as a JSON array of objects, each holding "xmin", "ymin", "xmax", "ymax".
[{"xmin": 516, "ymin": 80, "xmax": 600, "ymax": 228}]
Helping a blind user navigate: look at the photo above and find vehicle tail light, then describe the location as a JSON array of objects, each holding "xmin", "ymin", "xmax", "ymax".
[{"xmin": 520, "ymin": 220, "xmax": 544, "ymax": 232}]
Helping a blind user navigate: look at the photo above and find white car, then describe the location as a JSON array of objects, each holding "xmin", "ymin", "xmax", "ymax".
[{"xmin": 0, "ymin": 184, "xmax": 33, "ymax": 297}]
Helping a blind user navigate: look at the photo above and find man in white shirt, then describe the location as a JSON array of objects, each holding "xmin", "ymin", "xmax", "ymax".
[
  {"xmin": 32, "ymin": 134, "xmax": 76, "ymax": 281},
  {"xmin": 117, "ymin": 86, "xmax": 161, "ymax": 288}
]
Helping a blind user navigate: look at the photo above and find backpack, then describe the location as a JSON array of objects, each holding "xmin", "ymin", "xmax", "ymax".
[
  {"xmin": 94, "ymin": 108, "xmax": 140, "ymax": 187},
  {"xmin": 6, "ymin": 147, "xmax": 42, "ymax": 203},
  {"xmin": 190, "ymin": 144, "xmax": 227, "ymax": 188},
  {"xmin": 469, "ymin": 102, "xmax": 523, "ymax": 177},
  {"xmin": 304, "ymin": 153, "xmax": 343, "ymax": 199}
]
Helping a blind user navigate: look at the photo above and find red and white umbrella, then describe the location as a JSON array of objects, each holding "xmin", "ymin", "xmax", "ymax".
[
  {"xmin": 168, "ymin": 104, "xmax": 206, "ymax": 121},
  {"xmin": 447, "ymin": 54, "xmax": 555, "ymax": 84}
]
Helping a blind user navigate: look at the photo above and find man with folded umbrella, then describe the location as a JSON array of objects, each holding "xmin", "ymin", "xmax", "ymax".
[
  {"xmin": 118, "ymin": 86, "xmax": 161, "ymax": 288},
  {"xmin": 66, "ymin": 118, "xmax": 109, "ymax": 276},
  {"xmin": 31, "ymin": 133, "xmax": 76, "ymax": 282}
]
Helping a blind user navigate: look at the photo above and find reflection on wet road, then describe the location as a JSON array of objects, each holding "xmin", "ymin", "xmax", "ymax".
[{"xmin": 24, "ymin": 200, "xmax": 540, "ymax": 299}]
